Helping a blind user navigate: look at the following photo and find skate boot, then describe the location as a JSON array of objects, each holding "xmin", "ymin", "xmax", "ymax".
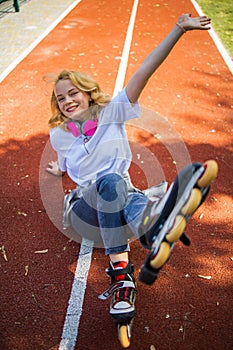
[
  {"xmin": 98, "ymin": 261, "xmax": 137, "ymax": 348},
  {"xmin": 139, "ymin": 160, "xmax": 218, "ymax": 285}
]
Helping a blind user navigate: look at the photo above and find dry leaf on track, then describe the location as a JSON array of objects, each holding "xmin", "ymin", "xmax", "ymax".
[
  {"xmin": 34, "ymin": 249, "xmax": 48, "ymax": 254},
  {"xmin": 1, "ymin": 246, "xmax": 8, "ymax": 261},
  {"xmin": 198, "ymin": 275, "xmax": 212, "ymax": 280}
]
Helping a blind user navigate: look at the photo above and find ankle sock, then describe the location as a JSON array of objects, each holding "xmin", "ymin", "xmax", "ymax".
[{"xmin": 111, "ymin": 261, "xmax": 128, "ymax": 281}]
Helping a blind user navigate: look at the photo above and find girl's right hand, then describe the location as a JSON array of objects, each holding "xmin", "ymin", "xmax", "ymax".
[{"xmin": 46, "ymin": 160, "xmax": 64, "ymax": 176}]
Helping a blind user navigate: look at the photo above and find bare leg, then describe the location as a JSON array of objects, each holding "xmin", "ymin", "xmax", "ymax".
[{"xmin": 109, "ymin": 251, "xmax": 129, "ymax": 263}]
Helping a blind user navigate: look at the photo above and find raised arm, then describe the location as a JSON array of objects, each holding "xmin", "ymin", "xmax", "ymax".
[{"xmin": 125, "ymin": 13, "xmax": 211, "ymax": 103}]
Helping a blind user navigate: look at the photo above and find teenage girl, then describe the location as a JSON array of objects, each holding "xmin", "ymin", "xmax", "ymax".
[{"xmin": 47, "ymin": 13, "xmax": 211, "ymax": 325}]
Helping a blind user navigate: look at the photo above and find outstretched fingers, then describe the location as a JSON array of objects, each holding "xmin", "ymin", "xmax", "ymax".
[
  {"xmin": 199, "ymin": 15, "xmax": 211, "ymax": 29},
  {"xmin": 177, "ymin": 14, "xmax": 211, "ymax": 31},
  {"xmin": 189, "ymin": 15, "xmax": 211, "ymax": 30}
]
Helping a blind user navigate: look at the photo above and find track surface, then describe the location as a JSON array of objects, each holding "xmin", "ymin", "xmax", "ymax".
[{"xmin": 0, "ymin": 1, "xmax": 232, "ymax": 349}]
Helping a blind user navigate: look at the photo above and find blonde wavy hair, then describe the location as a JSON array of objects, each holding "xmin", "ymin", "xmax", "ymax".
[{"xmin": 48, "ymin": 70, "xmax": 111, "ymax": 129}]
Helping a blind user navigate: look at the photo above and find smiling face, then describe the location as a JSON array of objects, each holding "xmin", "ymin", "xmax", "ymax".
[{"xmin": 54, "ymin": 79, "xmax": 91, "ymax": 121}]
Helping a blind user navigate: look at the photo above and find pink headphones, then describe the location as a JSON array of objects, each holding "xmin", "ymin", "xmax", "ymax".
[{"xmin": 67, "ymin": 119, "xmax": 97, "ymax": 137}]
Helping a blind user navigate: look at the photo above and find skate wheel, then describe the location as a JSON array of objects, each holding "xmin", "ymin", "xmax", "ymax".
[
  {"xmin": 166, "ymin": 215, "xmax": 186, "ymax": 242},
  {"xmin": 150, "ymin": 242, "xmax": 170, "ymax": 269},
  {"xmin": 118, "ymin": 324, "xmax": 130, "ymax": 348},
  {"xmin": 182, "ymin": 188, "xmax": 202, "ymax": 216},
  {"xmin": 197, "ymin": 160, "xmax": 218, "ymax": 188}
]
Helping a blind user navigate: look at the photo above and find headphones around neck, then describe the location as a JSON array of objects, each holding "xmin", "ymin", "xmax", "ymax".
[{"xmin": 67, "ymin": 119, "xmax": 97, "ymax": 137}]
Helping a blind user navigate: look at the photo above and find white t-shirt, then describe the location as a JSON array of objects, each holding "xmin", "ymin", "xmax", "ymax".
[{"xmin": 50, "ymin": 88, "xmax": 140, "ymax": 187}]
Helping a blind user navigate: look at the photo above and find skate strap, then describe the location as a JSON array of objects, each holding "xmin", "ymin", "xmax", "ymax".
[
  {"xmin": 105, "ymin": 263, "xmax": 134, "ymax": 278},
  {"xmin": 98, "ymin": 281, "xmax": 136, "ymax": 301}
]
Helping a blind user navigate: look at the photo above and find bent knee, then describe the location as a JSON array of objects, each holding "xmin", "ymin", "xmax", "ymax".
[{"xmin": 96, "ymin": 173, "xmax": 127, "ymax": 201}]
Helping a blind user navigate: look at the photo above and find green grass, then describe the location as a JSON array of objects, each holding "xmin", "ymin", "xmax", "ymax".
[{"xmin": 196, "ymin": 0, "xmax": 233, "ymax": 58}]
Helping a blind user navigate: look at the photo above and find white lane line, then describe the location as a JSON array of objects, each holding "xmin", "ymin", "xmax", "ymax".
[
  {"xmin": 0, "ymin": 0, "xmax": 82, "ymax": 83},
  {"xmin": 190, "ymin": 0, "xmax": 233, "ymax": 75},
  {"xmin": 113, "ymin": 0, "xmax": 139, "ymax": 96},
  {"xmin": 59, "ymin": 239, "xmax": 93, "ymax": 350},
  {"xmin": 58, "ymin": 1, "xmax": 139, "ymax": 349}
]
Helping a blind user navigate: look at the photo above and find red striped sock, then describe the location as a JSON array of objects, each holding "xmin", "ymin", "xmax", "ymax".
[{"xmin": 112, "ymin": 261, "xmax": 128, "ymax": 281}]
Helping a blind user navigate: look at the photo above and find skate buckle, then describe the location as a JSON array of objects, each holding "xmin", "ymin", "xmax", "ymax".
[{"xmin": 98, "ymin": 281, "xmax": 135, "ymax": 301}]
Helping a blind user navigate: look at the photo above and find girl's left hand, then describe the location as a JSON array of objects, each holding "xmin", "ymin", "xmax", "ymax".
[{"xmin": 177, "ymin": 13, "xmax": 211, "ymax": 32}]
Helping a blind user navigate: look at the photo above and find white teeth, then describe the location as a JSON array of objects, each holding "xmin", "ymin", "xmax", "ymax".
[{"xmin": 67, "ymin": 105, "xmax": 78, "ymax": 112}]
